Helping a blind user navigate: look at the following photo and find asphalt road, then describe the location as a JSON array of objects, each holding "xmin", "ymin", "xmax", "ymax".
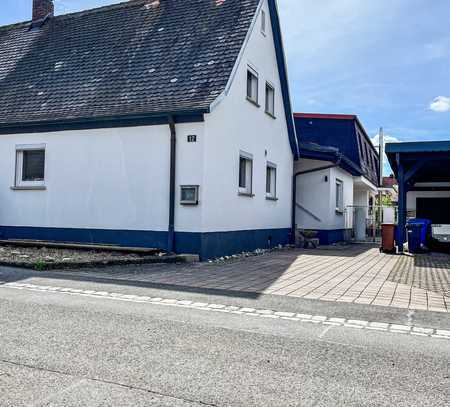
[{"xmin": 0, "ymin": 269, "xmax": 449, "ymax": 406}]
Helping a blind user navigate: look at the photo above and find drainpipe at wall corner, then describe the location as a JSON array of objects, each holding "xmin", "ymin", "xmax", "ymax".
[{"xmin": 167, "ymin": 115, "xmax": 176, "ymax": 253}]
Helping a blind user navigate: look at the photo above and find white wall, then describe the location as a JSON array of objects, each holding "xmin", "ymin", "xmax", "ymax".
[
  {"xmin": 330, "ymin": 167, "xmax": 354, "ymax": 230},
  {"xmin": 201, "ymin": 0, "xmax": 294, "ymax": 232},
  {"xmin": 294, "ymin": 159, "xmax": 353, "ymax": 231},
  {"xmin": 0, "ymin": 123, "xmax": 205, "ymax": 233}
]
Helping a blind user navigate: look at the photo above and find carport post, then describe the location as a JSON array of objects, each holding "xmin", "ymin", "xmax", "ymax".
[{"xmin": 396, "ymin": 153, "xmax": 407, "ymax": 252}]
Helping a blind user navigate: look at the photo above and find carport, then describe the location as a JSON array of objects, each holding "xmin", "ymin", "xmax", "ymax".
[{"xmin": 386, "ymin": 141, "xmax": 450, "ymax": 252}]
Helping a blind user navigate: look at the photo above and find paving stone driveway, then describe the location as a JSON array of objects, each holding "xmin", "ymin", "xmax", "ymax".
[{"xmin": 66, "ymin": 244, "xmax": 450, "ymax": 313}]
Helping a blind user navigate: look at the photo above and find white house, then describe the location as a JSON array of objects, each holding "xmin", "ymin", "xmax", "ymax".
[
  {"xmin": 293, "ymin": 114, "xmax": 380, "ymax": 244},
  {"xmin": 0, "ymin": 0, "xmax": 298, "ymax": 260}
]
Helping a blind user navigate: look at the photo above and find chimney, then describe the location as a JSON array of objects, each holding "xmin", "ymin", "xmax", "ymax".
[{"xmin": 33, "ymin": 0, "xmax": 54, "ymax": 21}]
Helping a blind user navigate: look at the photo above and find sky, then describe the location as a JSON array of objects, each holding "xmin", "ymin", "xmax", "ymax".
[{"xmin": 2, "ymin": 0, "xmax": 450, "ymax": 173}]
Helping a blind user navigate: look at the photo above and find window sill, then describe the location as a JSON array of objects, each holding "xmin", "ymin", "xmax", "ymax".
[
  {"xmin": 238, "ymin": 192, "xmax": 255, "ymax": 198},
  {"xmin": 265, "ymin": 111, "xmax": 276, "ymax": 119},
  {"xmin": 335, "ymin": 209, "xmax": 344, "ymax": 215},
  {"xmin": 11, "ymin": 185, "xmax": 46, "ymax": 191},
  {"xmin": 246, "ymin": 97, "xmax": 260, "ymax": 108},
  {"xmin": 266, "ymin": 196, "xmax": 278, "ymax": 201}
]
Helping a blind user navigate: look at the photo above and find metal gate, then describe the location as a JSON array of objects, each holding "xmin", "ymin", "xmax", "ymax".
[{"xmin": 346, "ymin": 205, "xmax": 398, "ymax": 242}]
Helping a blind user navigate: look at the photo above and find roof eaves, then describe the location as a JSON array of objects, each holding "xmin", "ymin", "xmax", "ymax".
[
  {"xmin": 268, "ymin": 0, "xmax": 299, "ymax": 159},
  {"xmin": 294, "ymin": 113, "xmax": 357, "ymax": 121},
  {"xmin": 0, "ymin": 109, "xmax": 208, "ymax": 135}
]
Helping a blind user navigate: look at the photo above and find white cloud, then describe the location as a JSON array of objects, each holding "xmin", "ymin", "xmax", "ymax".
[
  {"xmin": 370, "ymin": 134, "xmax": 401, "ymax": 148},
  {"xmin": 429, "ymin": 96, "xmax": 450, "ymax": 112}
]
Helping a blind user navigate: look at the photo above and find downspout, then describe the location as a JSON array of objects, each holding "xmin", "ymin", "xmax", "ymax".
[
  {"xmin": 291, "ymin": 156, "xmax": 343, "ymax": 244},
  {"xmin": 167, "ymin": 116, "xmax": 176, "ymax": 253}
]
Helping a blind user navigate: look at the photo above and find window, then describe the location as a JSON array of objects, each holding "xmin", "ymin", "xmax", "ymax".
[
  {"xmin": 239, "ymin": 153, "xmax": 253, "ymax": 196},
  {"xmin": 14, "ymin": 145, "xmax": 46, "ymax": 189},
  {"xmin": 246, "ymin": 67, "xmax": 259, "ymax": 105},
  {"xmin": 335, "ymin": 179, "xmax": 344, "ymax": 213},
  {"xmin": 266, "ymin": 163, "xmax": 277, "ymax": 200},
  {"xmin": 180, "ymin": 185, "xmax": 199, "ymax": 205},
  {"xmin": 265, "ymin": 82, "xmax": 275, "ymax": 117},
  {"xmin": 261, "ymin": 9, "xmax": 266, "ymax": 35}
]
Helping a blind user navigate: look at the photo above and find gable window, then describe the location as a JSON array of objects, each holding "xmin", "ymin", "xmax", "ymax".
[
  {"xmin": 335, "ymin": 179, "xmax": 344, "ymax": 213},
  {"xmin": 265, "ymin": 82, "xmax": 275, "ymax": 117},
  {"xmin": 266, "ymin": 163, "xmax": 277, "ymax": 200},
  {"xmin": 246, "ymin": 67, "xmax": 259, "ymax": 105},
  {"xmin": 239, "ymin": 152, "xmax": 253, "ymax": 196},
  {"xmin": 14, "ymin": 144, "xmax": 46, "ymax": 189},
  {"xmin": 261, "ymin": 9, "xmax": 266, "ymax": 35}
]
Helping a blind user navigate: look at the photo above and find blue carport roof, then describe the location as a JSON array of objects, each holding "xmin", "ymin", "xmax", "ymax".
[
  {"xmin": 386, "ymin": 140, "xmax": 450, "ymax": 182},
  {"xmin": 386, "ymin": 140, "xmax": 450, "ymax": 154}
]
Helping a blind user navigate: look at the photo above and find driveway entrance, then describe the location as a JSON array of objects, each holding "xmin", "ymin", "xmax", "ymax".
[{"xmin": 55, "ymin": 244, "xmax": 450, "ymax": 313}]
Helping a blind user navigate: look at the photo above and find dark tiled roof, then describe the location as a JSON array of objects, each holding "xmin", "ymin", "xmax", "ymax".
[{"xmin": 0, "ymin": 0, "xmax": 259, "ymax": 125}]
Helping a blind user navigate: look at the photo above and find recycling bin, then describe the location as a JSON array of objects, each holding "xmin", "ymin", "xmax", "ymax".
[{"xmin": 406, "ymin": 219, "xmax": 431, "ymax": 254}]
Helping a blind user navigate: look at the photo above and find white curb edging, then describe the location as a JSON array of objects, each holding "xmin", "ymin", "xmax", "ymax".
[{"xmin": 2, "ymin": 282, "xmax": 449, "ymax": 341}]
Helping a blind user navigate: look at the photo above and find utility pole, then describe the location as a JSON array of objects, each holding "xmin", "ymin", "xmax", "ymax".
[{"xmin": 378, "ymin": 127, "xmax": 385, "ymax": 237}]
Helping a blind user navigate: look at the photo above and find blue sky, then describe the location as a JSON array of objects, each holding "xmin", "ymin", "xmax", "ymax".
[{"xmin": 2, "ymin": 0, "xmax": 450, "ymax": 152}]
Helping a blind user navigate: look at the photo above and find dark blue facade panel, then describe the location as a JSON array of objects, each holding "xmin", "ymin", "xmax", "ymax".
[
  {"xmin": 315, "ymin": 229, "xmax": 351, "ymax": 245},
  {"xmin": 0, "ymin": 226, "xmax": 290, "ymax": 261},
  {"xmin": 295, "ymin": 118, "xmax": 359, "ymax": 163}
]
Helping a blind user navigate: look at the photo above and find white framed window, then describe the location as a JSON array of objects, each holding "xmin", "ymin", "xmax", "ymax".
[
  {"xmin": 336, "ymin": 179, "xmax": 344, "ymax": 213},
  {"xmin": 261, "ymin": 9, "xmax": 266, "ymax": 35},
  {"xmin": 265, "ymin": 82, "xmax": 275, "ymax": 117},
  {"xmin": 246, "ymin": 66, "xmax": 259, "ymax": 105},
  {"xmin": 266, "ymin": 163, "xmax": 277, "ymax": 200},
  {"xmin": 180, "ymin": 185, "xmax": 199, "ymax": 205},
  {"xmin": 14, "ymin": 144, "xmax": 46, "ymax": 189},
  {"xmin": 239, "ymin": 152, "xmax": 253, "ymax": 196}
]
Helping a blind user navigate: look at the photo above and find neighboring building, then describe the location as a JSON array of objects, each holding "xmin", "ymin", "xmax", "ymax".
[
  {"xmin": 0, "ymin": 0, "xmax": 298, "ymax": 260},
  {"xmin": 380, "ymin": 175, "xmax": 398, "ymax": 204},
  {"xmin": 293, "ymin": 113, "xmax": 379, "ymax": 244}
]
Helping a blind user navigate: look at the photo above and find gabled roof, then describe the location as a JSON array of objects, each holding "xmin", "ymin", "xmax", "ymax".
[
  {"xmin": 0, "ymin": 0, "xmax": 259, "ymax": 126},
  {"xmin": 294, "ymin": 113, "xmax": 379, "ymax": 186}
]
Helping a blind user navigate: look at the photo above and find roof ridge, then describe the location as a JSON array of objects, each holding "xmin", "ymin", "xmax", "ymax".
[
  {"xmin": 0, "ymin": 0, "xmax": 149, "ymax": 31},
  {"xmin": 52, "ymin": 0, "xmax": 150, "ymax": 21}
]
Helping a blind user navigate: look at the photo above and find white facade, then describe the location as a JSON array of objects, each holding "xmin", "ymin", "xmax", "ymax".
[
  {"xmin": 0, "ymin": 123, "xmax": 205, "ymax": 233},
  {"xmin": 0, "ymin": 0, "xmax": 294, "ymax": 258},
  {"xmin": 202, "ymin": 0, "xmax": 293, "ymax": 233},
  {"xmin": 294, "ymin": 159, "xmax": 353, "ymax": 232},
  {"xmin": 294, "ymin": 158, "xmax": 379, "ymax": 243}
]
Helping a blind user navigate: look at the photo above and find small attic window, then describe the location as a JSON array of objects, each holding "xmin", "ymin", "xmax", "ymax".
[
  {"xmin": 246, "ymin": 67, "xmax": 259, "ymax": 105},
  {"xmin": 261, "ymin": 10, "xmax": 266, "ymax": 35}
]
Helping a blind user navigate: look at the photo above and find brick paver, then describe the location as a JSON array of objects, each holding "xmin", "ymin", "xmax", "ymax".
[{"xmin": 63, "ymin": 244, "xmax": 450, "ymax": 313}]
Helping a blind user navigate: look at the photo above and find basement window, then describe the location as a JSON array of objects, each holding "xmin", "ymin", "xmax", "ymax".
[
  {"xmin": 246, "ymin": 67, "xmax": 259, "ymax": 105},
  {"xmin": 14, "ymin": 145, "xmax": 46, "ymax": 189},
  {"xmin": 239, "ymin": 152, "xmax": 253, "ymax": 196},
  {"xmin": 180, "ymin": 185, "xmax": 199, "ymax": 205}
]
